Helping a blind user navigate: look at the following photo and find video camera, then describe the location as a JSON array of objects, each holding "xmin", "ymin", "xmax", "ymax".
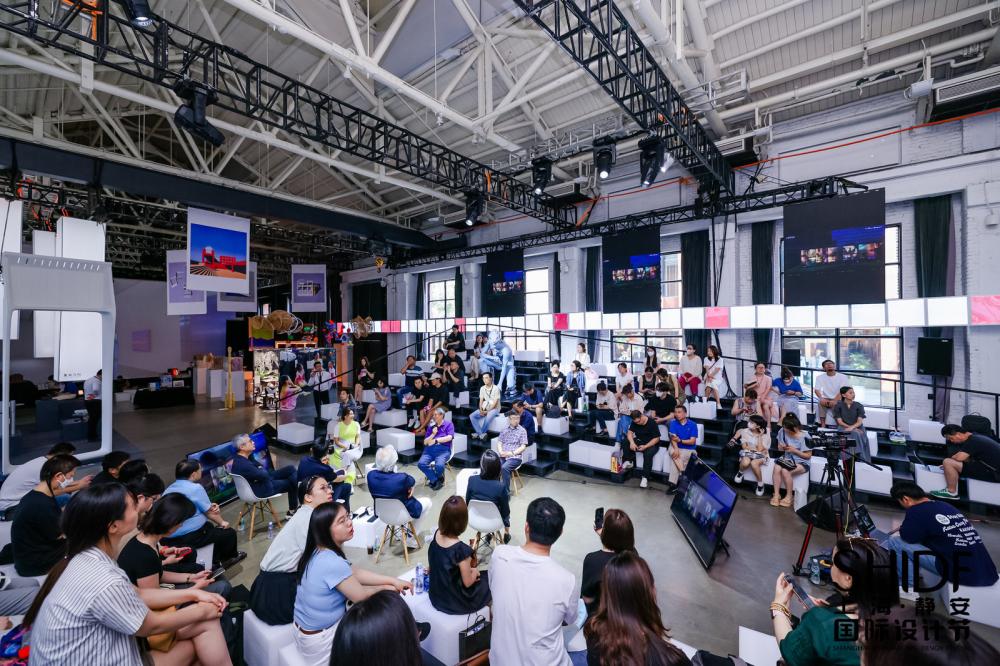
[{"xmin": 805, "ymin": 425, "xmax": 854, "ymax": 460}]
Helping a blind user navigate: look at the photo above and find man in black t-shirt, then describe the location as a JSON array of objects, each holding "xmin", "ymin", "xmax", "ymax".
[
  {"xmin": 445, "ymin": 348, "xmax": 466, "ymax": 374},
  {"xmin": 444, "ymin": 325, "xmax": 466, "ymax": 353},
  {"xmin": 933, "ymin": 424, "xmax": 1000, "ymax": 499},
  {"xmin": 622, "ymin": 410, "xmax": 661, "ymax": 488},
  {"xmin": 444, "ymin": 359, "xmax": 466, "ymax": 400},
  {"xmin": 644, "ymin": 382, "xmax": 677, "ymax": 426},
  {"xmin": 11, "ymin": 454, "xmax": 79, "ymax": 576}
]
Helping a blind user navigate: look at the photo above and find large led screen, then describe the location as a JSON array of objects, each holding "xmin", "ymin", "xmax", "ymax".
[
  {"xmin": 602, "ymin": 227, "xmax": 661, "ymax": 313},
  {"xmin": 481, "ymin": 249, "xmax": 525, "ymax": 317}
]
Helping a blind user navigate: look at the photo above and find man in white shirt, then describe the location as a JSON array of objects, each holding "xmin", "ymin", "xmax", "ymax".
[
  {"xmin": 307, "ymin": 360, "xmax": 332, "ymax": 417},
  {"xmin": 0, "ymin": 442, "xmax": 91, "ymax": 514},
  {"xmin": 813, "ymin": 359, "xmax": 847, "ymax": 426},
  {"xmin": 83, "ymin": 369, "xmax": 102, "ymax": 441},
  {"xmin": 489, "ymin": 497, "xmax": 577, "ymax": 666}
]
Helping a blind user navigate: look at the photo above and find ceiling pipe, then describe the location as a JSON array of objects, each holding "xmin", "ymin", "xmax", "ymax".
[{"xmin": 683, "ymin": 0, "xmax": 722, "ymax": 81}]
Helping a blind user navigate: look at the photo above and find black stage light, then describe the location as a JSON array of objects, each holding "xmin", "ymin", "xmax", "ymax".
[
  {"xmin": 174, "ymin": 80, "xmax": 225, "ymax": 147},
  {"xmin": 465, "ymin": 191, "xmax": 484, "ymax": 227},
  {"xmin": 118, "ymin": 0, "xmax": 155, "ymax": 27},
  {"xmin": 531, "ymin": 157, "xmax": 552, "ymax": 195},
  {"xmin": 638, "ymin": 135, "xmax": 664, "ymax": 187},
  {"xmin": 593, "ymin": 138, "xmax": 616, "ymax": 180}
]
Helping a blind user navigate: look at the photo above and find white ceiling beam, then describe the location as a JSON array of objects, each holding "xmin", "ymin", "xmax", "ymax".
[
  {"xmin": 483, "ymin": 43, "xmax": 556, "ymax": 134},
  {"xmin": 712, "ymin": 0, "xmax": 812, "ymax": 40},
  {"xmin": 371, "ymin": 0, "xmax": 417, "ymax": 64},
  {"xmin": 440, "ymin": 45, "xmax": 481, "ymax": 103},
  {"xmin": 338, "ymin": 0, "xmax": 367, "ymax": 57},
  {"xmin": 683, "ymin": 0, "xmax": 721, "ymax": 81}
]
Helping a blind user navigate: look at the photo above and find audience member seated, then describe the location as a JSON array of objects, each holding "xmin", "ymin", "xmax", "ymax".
[
  {"xmin": 859, "ymin": 604, "xmax": 1000, "ymax": 665},
  {"xmin": 879, "ymin": 481, "xmax": 998, "ymax": 588},
  {"xmin": 643, "ymin": 346, "xmax": 660, "ymax": 372},
  {"xmin": 330, "ymin": 590, "xmax": 425, "ymax": 666},
  {"xmin": 468, "ymin": 348, "xmax": 482, "ymax": 381},
  {"xmin": 745, "ymin": 362, "xmax": 777, "ymax": 422},
  {"xmin": 118, "ymin": 494, "xmax": 232, "ymax": 599},
  {"xmin": 414, "ymin": 374, "xmax": 449, "ymax": 434},
  {"xmin": 545, "ymin": 361, "xmax": 567, "ymax": 407},
  {"xmin": 575, "ymin": 342, "xmax": 592, "ymax": 373},
  {"xmin": 702, "ymin": 345, "xmax": 725, "ymax": 404},
  {"xmin": 334, "ymin": 388, "xmax": 359, "ymax": 422},
  {"xmin": 429, "ymin": 496, "xmax": 491, "ymax": 615},
  {"xmin": 933, "ymin": 423, "xmax": 1000, "ymax": 499},
  {"xmin": 417, "ymin": 407, "xmax": 455, "ymax": 491},
  {"xmin": 772, "ymin": 413, "xmax": 812, "ymax": 508},
  {"xmin": 512, "ymin": 399, "xmax": 537, "ymax": 446},
  {"xmin": 645, "ymin": 382, "xmax": 677, "ymax": 426},
  {"xmin": 327, "ymin": 409, "xmax": 363, "ymax": 483},
  {"xmin": 397, "ymin": 355, "xmax": 422, "ymax": 401},
  {"xmin": 666, "ymin": 405, "xmax": 698, "ymax": 494},
  {"xmin": 520, "ymin": 382, "xmax": 545, "ymax": 428},
  {"xmin": 615, "ymin": 384, "xmax": 646, "ymax": 445},
  {"xmin": 443, "ymin": 357, "xmax": 466, "ymax": 401},
  {"xmin": 368, "ymin": 446, "xmax": 432, "ymax": 547},
  {"xmin": 584, "ymin": 551, "xmax": 689, "ymax": 666},
  {"xmin": 27, "ymin": 484, "xmax": 231, "ymax": 666},
  {"xmin": 0, "ymin": 442, "xmax": 89, "ymax": 515},
  {"xmin": 466, "ymin": 450, "xmax": 511, "ymax": 542},
  {"xmin": 11, "ymin": 454, "xmax": 78, "ymax": 577},
  {"xmin": 308, "ymin": 360, "xmax": 332, "ymax": 418},
  {"xmin": 444, "ymin": 324, "xmax": 466, "ymax": 354},
  {"xmin": 231, "ymin": 432, "xmax": 300, "ymax": 517},
  {"xmin": 471, "ymin": 333, "xmax": 487, "ymax": 359},
  {"xmin": 638, "ymin": 366, "xmax": 657, "ymax": 400},
  {"xmin": 432, "ymin": 349, "xmax": 447, "ymax": 374},
  {"xmin": 730, "ymin": 415, "xmax": 770, "ymax": 496},
  {"xmin": 580, "ymin": 508, "xmax": 635, "ymax": 616},
  {"xmin": 771, "ymin": 538, "xmax": 899, "ymax": 666},
  {"xmin": 589, "ymin": 382, "xmax": 617, "ymax": 436},
  {"xmin": 125, "ymin": 472, "xmax": 166, "ymax": 524},
  {"xmin": 730, "ymin": 388, "xmax": 761, "ymax": 434},
  {"xmin": 352, "ymin": 356, "xmax": 374, "ymax": 403},
  {"xmin": 91, "ymin": 450, "xmax": 131, "ymax": 485},
  {"xmin": 296, "ymin": 441, "xmax": 352, "ymax": 509},
  {"xmin": 813, "ymin": 359, "xmax": 846, "ymax": 425},
  {"xmin": 678, "ymin": 344, "xmax": 704, "ymax": 400},
  {"xmin": 293, "ymin": 502, "xmax": 411, "ymax": 663},
  {"xmin": 360, "ymin": 378, "xmax": 393, "ymax": 432},
  {"xmin": 655, "ymin": 367, "xmax": 682, "ymax": 404},
  {"xmin": 162, "ymin": 460, "xmax": 243, "ymax": 569},
  {"xmin": 469, "ymin": 373, "xmax": 501, "ymax": 441},
  {"xmin": 402, "ymin": 376, "xmax": 428, "ymax": 430},
  {"xmin": 250, "ymin": 477, "xmax": 334, "ymax": 625},
  {"xmin": 279, "ymin": 375, "xmax": 298, "ymax": 411},
  {"xmin": 614, "ymin": 362, "xmax": 634, "ymax": 397},
  {"xmin": 771, "ymin": 367, "xmax": 804, "ymax": 420},
  {"xmin": 561, "ymin": 361, "xmax": 586, "ymax": 419},
  {"xmin": 832, "ymin": 386, "xmax": 869, "ymax": 462},
  {"xmin": 622, "ymin": 410, "xmax": 661, "ymax": 489},
  {"xmin": 117, "ymin": 459, "xmax": 151, "ymax": 486},
  {"xmin": 496, "ymin": 410, "xmax": 528, "ymax": 486},
  {"xmin": 489, "ymin": 497, "xmax": 577, "ymax": 666}
]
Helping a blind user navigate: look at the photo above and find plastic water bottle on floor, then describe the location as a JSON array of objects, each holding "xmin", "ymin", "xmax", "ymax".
[
  {"xmin": 238, "ymin": 515, "xmax": 246, "ymax": 532},
  {"xmin": 810, "ymin": 558, "xmax": 821, "ymax": 585},
  {"xmin": 414, "ymin": 563, "xmax": 424, "ymax": 594},
  {"xmin": 267, "ymin": 521, "xmax": 275, "ymax": 540}
]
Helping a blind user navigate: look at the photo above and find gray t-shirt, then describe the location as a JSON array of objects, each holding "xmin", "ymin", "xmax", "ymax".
[{"xmin": 832, "ymin": 400, "xmax": 866, "ymax": 428}]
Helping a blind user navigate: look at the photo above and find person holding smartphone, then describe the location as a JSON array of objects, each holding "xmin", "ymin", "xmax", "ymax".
[{"xmin": 580, "ymin": 509, "xmax": 635, "ymax": 615}]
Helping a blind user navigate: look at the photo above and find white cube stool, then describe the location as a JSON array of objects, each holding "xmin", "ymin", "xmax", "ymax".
[
  {"xmin": 450, "ymin": 391, "xmax": 470, "ymax": 408},
  {"xmin": 400, "ymin": 573, "xmax": 491, "ymax": 666},
  {"xmin": 865, "ymin": 407, "xmax": 895, "ymax": 430},
  {"xmin": 242, "ymin": 610, "xmax": 295, "ymax": 666},
  {"xmin": 569, "ymin": 440, "xmax": 597, "ymax": 465},
  {"xmin": 809, "ymin": 456, "xmax": 841, "ymax": 483},
  {"xmin": 452, "ymin": 432, "xmax": 468, "ymax": 455},
  {"xmin": 542, "ymin": 416, "xmax": 570, "ymax": 436},
  {"xmin": 487, "ymin": 415, "xmax": 505, "ymax": 434},
  {"xmin": 415, "ymin": 360, "xmax": 435, "ymax": 373},
  {"xmin": 359, "ymin": 430, "xmax": 371, "ymax": 451},
  {"xmin": 907, "ymin": 419, "xmax": 946, "ymax": 445},
  {"xmin": 635, "ymin": 448, "xmax": 666, "ymax": 475},
  {"xmin": 590, "ymin": 442, "xmax": 615, "ymax": 470},
  {"xmin": 855, "ymin": 463, "xmax": 894, "ymax": 496},
  {"xmin": 277, "ymin": 422, "xmax": 315, "ymax": 446},
  {"xmin": 967, "ymin": 479, "xmax": 1000, "ymax": 505},
  {"xmin": 374, "ymin": 409, "xmax": 408, "ymax": 427},
  {"xmin": 388, "ymin": 373, "xmax": 405, "ymax": 387},
  {"xmin": 945, "ymin": 580, "xmax": 1000, "ymax": 628},
  {"xmin": 490, "ymin": 437, "xmax": 537, "ymax": 464},
  {"xmin": 686, "ymin": 400, "xmax": 716, "ymax": 420},
  {"xmin": 914, "ymin": 464, "xmax": 946, "ymax": 493},
  {"xmin": 320, "ymin": 402, "xmax": 340, "ymax": 421},
  {"xmin": 739, "ymin": 626, "xmax": 782, "ymax": 666},
  {"xmin": 514, "ymin": 350, "xmax": 545, "ymax": 362},
  {"xmin": 344, "ymin": 514, "xmax": 387, "ymax": 550},
  {"xmin": 378, "ymin": 428, "xmax": 416, "ymax": 452}
]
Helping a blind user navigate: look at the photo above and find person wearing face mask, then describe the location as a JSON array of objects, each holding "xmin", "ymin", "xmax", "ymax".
[
  {"xmin": 11, "ymin": 453, "xmax": 80, "ymax": 577},
  {"xmin": 728, "ymin": 415, "xmax": 770, "ymax": 496},
  {"xmin": 677, "ymin": 344, "xmax": 704, "ymax": 401}
]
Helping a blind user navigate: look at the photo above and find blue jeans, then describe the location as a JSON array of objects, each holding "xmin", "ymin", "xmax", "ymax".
[
  {"xmin": 396, "ymin": 387, "xmax": 411, "ymax": 408},
  {"xmin": 470, "ymin": 408, "xmax": 499, "ymax": 435},
  {"xmin": 418, "ymin": 444, "xmax": 451, "ymax": 485},
  {"xmin": 879, "ymin": 534, "xmax": 941, "ymax": 590},
  {"xmin": 616, "ymin": 415, "xmax": 633, "ymax": 444},
  {"xmin": 501, "ymin": 457, "xmax": 522, "ymax": 488}
]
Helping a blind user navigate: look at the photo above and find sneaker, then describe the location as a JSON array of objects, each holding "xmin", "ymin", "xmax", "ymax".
[
  {"xmin": 622, "ymin": 461, "xmax": 634, "ymax": 471},
  {"xmin": 755, "ymin": 483, "xmax": 765, "ymax": 497},
  {"xmin": 639, "ymin": 477, "xmax": 648, "ymax": 489},
  {"xmin": 734, "ymin": 471, "xmax": 744, "ymax": 484},
  {"xmin": 930, "ymin": 488, "xmax": 959, "ymax": 500}
]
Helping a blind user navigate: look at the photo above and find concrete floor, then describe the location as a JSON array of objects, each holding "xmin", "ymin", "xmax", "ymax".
[{"xmin": 45, "ymin": 397, "xmax": 1000, "ymax": 656}]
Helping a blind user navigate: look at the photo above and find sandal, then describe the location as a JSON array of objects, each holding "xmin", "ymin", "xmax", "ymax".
[
  {"xmin": 769, "ymin": 495, "xmax": 781, "ymax": 507},
  {"xmin": 780, "ymin": 496, "xmax": 793, "ymax": 507}
]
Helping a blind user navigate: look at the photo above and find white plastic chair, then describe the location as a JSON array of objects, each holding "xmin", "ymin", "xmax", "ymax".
[
  {"xmin": 422, "ymin": 446, "xmax": 457, "ymax": 486},
  {"xmin": 455, "ymin": 468, "xmax": 479, "ymax": 499},
  {"xmin": 374, "ymin": 498, "xmax": 420, "ymax": 565},
  {"xmin": 467, "ymin": 499, "xmax": 506, "ymax": 551},
  {"xmin": 232, "ymin": 473, "xmax": 283, "ymax": 540}
]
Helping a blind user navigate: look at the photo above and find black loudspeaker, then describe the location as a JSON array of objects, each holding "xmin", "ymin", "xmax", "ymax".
[
  {"xmin": 796, "ymin": 493, "xmax": 848, "ymax": 532},
  {"xmin": 917, "ymin": 337, "xmax": 953, "ymax": 377},
  {"xmin": 781, "ymin": 348, "xmax": 802, "ymax": 376}
]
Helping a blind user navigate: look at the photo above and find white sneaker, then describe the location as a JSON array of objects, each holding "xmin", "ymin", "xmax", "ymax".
[
  {"xmin": 622, "ymin": 461, "xmax": 634, "ymax": 471},
  {"xmin": 734, "ymin": 471, "xmax": 744, "ymax": 484},
  {"xmin": 755, "ymin": 483, "xmax": 765, "ymax": 497},
  {"xmin": 640, "ymin": 477, "xmax": 648, "ymax": 489}
]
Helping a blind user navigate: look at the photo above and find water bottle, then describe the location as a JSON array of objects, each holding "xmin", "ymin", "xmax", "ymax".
[
  {"xmin": 414, "ymin": 563, "xmax": 424, "ymax": 594},
  {"xmin": 267, "ymin": 521, "xmax": 275, "ymax": 540},
  {"xmin": 238, "ymin": 515, "xmax": 246, "ymax": 532},
  {"xmin": 809, "ymin": 558, "xmax": 821, "ymax": 585},
  {"xmin": 423, "ymin": 568, "xmax": 430, "ymax": 593}
]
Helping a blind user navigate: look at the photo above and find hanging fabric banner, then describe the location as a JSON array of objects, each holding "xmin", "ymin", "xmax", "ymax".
[
  {"xmin": 186, "ymin": 208, "xmax": 250, "ymax": 294},
  {"xmin": 290, "ymin": 264, "xmax": 328, "ymax": 313},
  {"xmin": 166, "ymin": 249, "xmax": 207, "ymax": 315}
]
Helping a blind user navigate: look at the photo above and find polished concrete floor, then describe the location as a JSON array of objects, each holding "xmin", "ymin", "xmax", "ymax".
[{"xmin": 39, "ymin": 397, "xmax": 1000, "ymax": 656}]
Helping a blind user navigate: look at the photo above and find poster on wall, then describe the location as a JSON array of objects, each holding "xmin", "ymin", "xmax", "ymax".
[
  {"xmin": 0, "ymin": 199, "xmax": 22, "ymax": 340},
  {"xmin": 186, "ymin": 208, "xmax": 250, "ymax": 294},
  {"xmin": 602, "ymin": 227, "xmax": 661, "ymax": 314},
  {"xmin": 290, "ymin": 264, "xmax": 328, "ymax": 313},
  {"xmin": 481, "ymin": 249, "xmax": 525, "ymax": 317},
  {"xmin": 166, "ymin": 249, "xmax": 207, "ymax": 315},
  {"xmin": 217, "ymin": 261, "xmax": 258, "ymax": 312}
]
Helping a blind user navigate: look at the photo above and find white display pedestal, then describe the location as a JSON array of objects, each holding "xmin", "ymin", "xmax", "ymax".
[
  {"xmin": 208, "ymin": 369, "xmax": 245, "ymax": 402},
  {"xmin": 344, "ymin": 515, "xmax": 387, "ymax": 550},
  {"xmin": 194, "ymin": 367, "xmax": 209, "ymax": 395}
]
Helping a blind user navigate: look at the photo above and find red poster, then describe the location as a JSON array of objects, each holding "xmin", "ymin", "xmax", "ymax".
[
  {"xmin": 455, "ymin": 317, "xmax": 466, "ymax": 332},
  {"xmin": 704, "ymin": 307, "xmax": 730, "ymax": 329},
  {"xmin": 553, "ymin": 313, "xmax": 569, "ymax": 330}
]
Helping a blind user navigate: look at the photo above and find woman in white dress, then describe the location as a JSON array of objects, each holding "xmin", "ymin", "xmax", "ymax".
[
  {"xmin": 575, "ymin": 342, "xmax": 596, "ymax": 380},
  {"xmin": 703, "ymin": 345, "xmax": 726, "ymax": 403}
]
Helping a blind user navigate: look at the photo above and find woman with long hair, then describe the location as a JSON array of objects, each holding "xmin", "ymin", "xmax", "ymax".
[
  {"xmin": 561, "ymin": 360, "xmax": 587, "ymax": 419},
  {"xmin": 580, "ymin": 509, "xmax": 635, "ymax": 615},
  {"xmin": 353, "ymin": 356, "xmax": 374, "ymax": 402},
  {"xmin": 702, "ymin": 345, "xmax": 726, "ymax": 404},
  {"xmin": 27, "ymin": 484, "xmax": 230, "ymax": 666},
  {"xmin": 465, "ymin": 450, "xmax": 511, "ymax": 541},
  {"xmin": 330, "ymin": 590, "xmax": 424, "ymax": 666},
  {"xmin": 328, "ymin": 408, "xmax": 363, "ymax": 484},
  {"xmin": 584, "ymin": 551, "xmax": 690, "ymax": 666},
  {"xmin": 292, "ymin": 502, "xmax": 411, "ymax": 664},
  {"xmin": 728, "ymin": 414, "xmax": 770, "ymax": 496},
  {"xmin": 360, "ymin": 377, "xmax": 392, "ymax": 432},
  {"xmin": 772, "ymin": 413, "xmax": 812, "ymax": 507},
  {"xmin": 433, "ymin": 349, "xmax": 447, "ymax": 373},
  {"xmin": 643, "ymin": 346, "xmax": 659, "ymax": 372}
]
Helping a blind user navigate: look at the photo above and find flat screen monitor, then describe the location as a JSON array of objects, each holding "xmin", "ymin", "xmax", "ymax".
[
  {"xmin": 783, "ymin": 189, "xmax": 886, "ymax": 306},
  {"xmin": 602, "ymin": 227, "xmax": 661, "ymax": 313},
  {"xmin": 482, "ymin": 249, "xmax": 525, "ymax": 317},
  {"xmin": 916, "ymin": 337, "xmax": 954, "ymax": 377},
  {"xmin": 186, "ymin": 431, "xmax": 272, "ymax": 505},
  {"xmin": 670, "ymin": 456, "xmax": 739, "ymax": 569}
]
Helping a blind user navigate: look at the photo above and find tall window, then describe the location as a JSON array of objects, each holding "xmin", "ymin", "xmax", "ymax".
[
  {"xmin": 525, "ymin": 267, "xmax": 549, "ymax": 315},
  {"xmin": 661, "ymin": 252, "xmax": 682, "ymax": 308},
  {"xmin": 427, "ymin": 279, "xmax": 456, "ymax": 318},
  {"xmin": 612, "ymin": 329, "xmax": 684, "ymax": 374}
]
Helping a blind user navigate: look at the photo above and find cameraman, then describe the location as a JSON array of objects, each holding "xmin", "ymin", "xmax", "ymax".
[{"xmin": 296, "ymin": 441, "xmax": 353, "ymax": 511}]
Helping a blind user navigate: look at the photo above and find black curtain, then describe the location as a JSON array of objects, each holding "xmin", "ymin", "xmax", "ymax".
[
  {"xmin": 585, "ymin": 246, "xmax": 600, "ymax": 362},
  {"xmin": 351, "ymin": 282, "xmax": 387, "ymax": 320},
  {"xmin": 681, "ymin": 231, "xmax": 710, "ymax": 354},
  {"xmin": 915, "ymin": 195, "xmax": 955, "ymax": 420},
  {"xmin": 751, "ymin": 220, "xmax": 775, "ymax": 364},
  {"xmin": 414, "ymin": 272, "xmax": 425, "ymax": 358},
  {"xmin": 454, "ymin": 266, "xmax": 463, "ymax": 318},
  {"xmin": 552, "ymin": 254, "xmax": 561, "ymax": 359}
]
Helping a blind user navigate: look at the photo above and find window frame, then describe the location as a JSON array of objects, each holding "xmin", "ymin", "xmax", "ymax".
[
  {"xmin": 660, "ymin": 251, "xmax": 682, "ymax": 309},
  {"xmin": 611, "ymin": 329, "xmax": 685, "ymax": 375},
  {"xmin": 524, "ymin": 267, "xmax": 550, "ymax": 316}
]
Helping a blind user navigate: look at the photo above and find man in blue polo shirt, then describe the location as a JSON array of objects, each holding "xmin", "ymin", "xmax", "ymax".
[
  {"xmin": 666, "ymin": 405, "xmax": 699, "ymax": 495},
  {"xmin": 417, "ymin": 408, "xmax": 455, "ymax": 491},
  {"xmin": 162, "ymin": 459, "xmax": 243, "ymax": 568}
]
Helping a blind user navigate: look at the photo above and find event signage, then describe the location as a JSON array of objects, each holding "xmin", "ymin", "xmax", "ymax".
[
  {"xmin": 166, "ymin": 249, "xmax": 207, "ymax": 315},
  {"xmin": 290, "ymin": 264, "xmax": 328, "ymax": 313},
  {"xmin": 186, "ymin": 208, "xmax": 251, "ymax": 294}
]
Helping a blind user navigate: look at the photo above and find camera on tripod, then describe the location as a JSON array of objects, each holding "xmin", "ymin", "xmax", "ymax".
[{"xmin": 807, "ymin": 426, "xmax": 853, "ymax": 459}]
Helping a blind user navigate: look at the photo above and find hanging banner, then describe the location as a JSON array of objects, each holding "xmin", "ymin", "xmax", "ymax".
[
  {"xmin": 186, "ymin": 208, "xmax": 250, "ymax": 294},
  {"xmin": 166, "ymin": 249, "xmax": 207, "ymax": 315},
  {"xmin": 217, "ymin": 261, "xmax": 258, "ymax": 312},
  {"xmin": 0, "ymin": 199, "xmax": 22, "ymax": 340},
  {"xmin": 290, "ymin": 264, "xmax": 328, "ymax": 313},
  {"xmin": 55, "ymin": 217, "xmax": 104, "ymax": 382}
]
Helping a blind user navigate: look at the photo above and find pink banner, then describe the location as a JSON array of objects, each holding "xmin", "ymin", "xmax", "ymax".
[{"xmin": 970, "ymin": 295, "xmax": 1000, "ymax": 325}]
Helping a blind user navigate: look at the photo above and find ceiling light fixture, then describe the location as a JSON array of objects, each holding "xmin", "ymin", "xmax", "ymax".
[
  {"xmin": 531, "ymin": 157, "xmax": 552, "ymax": 195},
  {"xmin": 638, "ymin": 136, "xmax": 664, "ymax": 187},
  {"xmin": 592, "ymin": 138, "xmax": 616, "ymax": 180},
  {"xmin": 117, "ymin": 0, "xmax": 155, "ymax": 28},
  {"xmin": 464, "ymin": 191, "xmax": 484, "ymax": 227},
  {"xmin": 174, "ymin": 80, "xmax": 225, "ymax": 147}
]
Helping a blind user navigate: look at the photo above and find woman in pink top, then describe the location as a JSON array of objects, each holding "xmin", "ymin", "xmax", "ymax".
[{"xmin": 745, "ymin": 362, "xmax": 777, "ymax": 423}]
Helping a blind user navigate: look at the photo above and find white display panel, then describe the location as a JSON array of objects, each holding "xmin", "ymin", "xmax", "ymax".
[
  {"xmin": 217, "ymin": 261, "xmax": 258, "ymax": 312},
  {"xmin": 538, "ymin": 313, "xmax": 553, "ymax": 331},
  {"xmin": 568, "ymin": 312, "xmax": 585, "ymax": 329},
  {"xmin": 186, "ymin": 208, "xmax": 251, "ymax": 294},
  {"xmin": 401, "ymin": 320, "xmax": 411, "ymax": 333},
  {"xmin": 887, "ymin": 298, "xmax": 926, "ymax": 327},
  {"xmin": 730, "ymin": 306, "xmax": 756, "ymax": 328},
  {"xmin": 585, "ymin": 311, "xmax": 602, "ymax": 330},
  {"xmin": 639, "ymin": 311, "xmax": 659, "ymax": 329},
  {"xmin": 660, "ymin": 309, "xmax": 681, "ymax": 328},
  {"xmin": 851, "ymin": 303, "xmax": 887, "ymax": 328},
  {"xmin": 500, "ymin": 317, "xmax": 512, "ymax": 330},
  {"xmin": 0, "ymin": 200, "xmax": 22, "ymax": 340},
  {"xmin": 602, "ymin": 313, "xmax": 620, "ymax": 329},
  {"xmin": 816, "ymin": 304, "xmax": 850, "ymax": 328},
  {"xmin": 785, "ymin": 306, "xmax": 816, "ymax": 328},
  {"xmin": 619, "ymin": 312, "xmax": 639, "ymax": 329},
  {"xmin": 55, "ymin": 217, "xmax": 105, "ymax": 382},
  {"xmin": 32, "ymin": 229, "xmax": 56, "ymax": 357},
  {"xmin": 487, "ymin": 317, "xmax": 500, "ymax": 328},
  {"xmin": 370, "ymin": 320, "xmax": 382, "ymax": 334},
  {"xmin": 926, "ymin": 296, "xmax": 969, "ymax": 326},
  {"xmin": 512, "ymin": 316, "xmax": 525, "ymax": 330},
  {"xmin": 523, "ymin": 314, "xmax": 539, "ymax": 331},
  {"xmin": 681, "ymin": 307, "xmax": 705, "ymax": 329},
  {"xmin": 165, "ymin": 248, "xmax": 208, "ymax": 316},
  {"xmin": 756, "ymin": 304, "xmax": 785, "ymax": 329}
]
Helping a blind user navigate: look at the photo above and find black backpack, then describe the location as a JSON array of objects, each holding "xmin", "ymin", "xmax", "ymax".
[{"xmin": 961, "ymin": 414, "xmax": 997, "ymax": 440}]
